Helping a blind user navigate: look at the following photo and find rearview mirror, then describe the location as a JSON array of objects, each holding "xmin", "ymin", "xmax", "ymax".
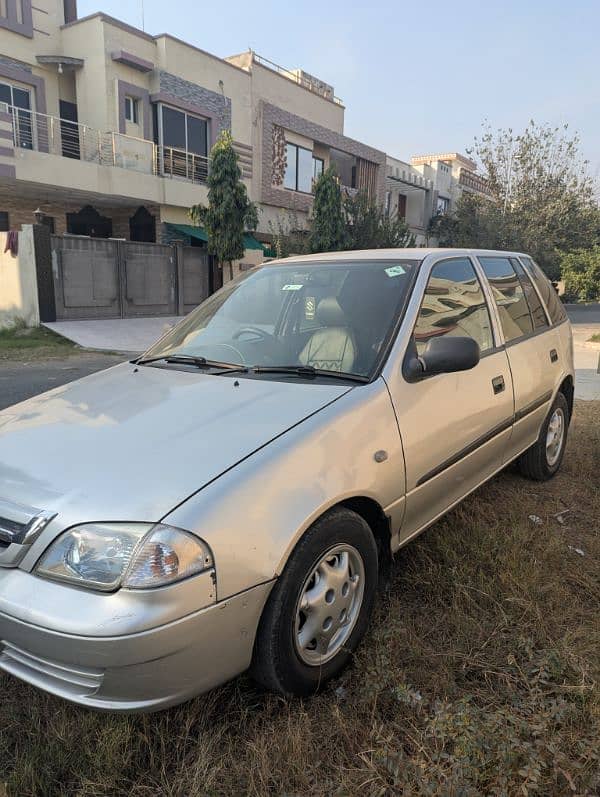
[{"xmin": 404, "ymin": 336, "xmax": 480, "ymax": 381}]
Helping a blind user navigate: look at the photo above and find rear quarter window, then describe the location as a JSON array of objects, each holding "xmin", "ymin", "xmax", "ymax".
[{"xmin": 520, "ymin": 256, "xmax": 567, "ymax": 325}]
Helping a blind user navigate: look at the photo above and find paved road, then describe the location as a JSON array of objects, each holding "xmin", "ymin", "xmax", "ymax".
[
  {"xmin": 0, "ymin": 352, "xmax": 125, "ymax": 410},
  {"xmin": 565, "ymin": 304, "xmax": 600, "ymax": 325},
  {"xmin": 1, "ymin": 311, "xmax": 599, "ymax": 411}
]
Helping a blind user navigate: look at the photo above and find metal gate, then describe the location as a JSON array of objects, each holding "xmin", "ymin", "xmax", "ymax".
[
  {"xmin": 180, "ymin": 246, "xmax": 211, "ymax": 315},
  {"xmin": 50, "ymin": 236, "xmax": 209, "ymax": 320}
]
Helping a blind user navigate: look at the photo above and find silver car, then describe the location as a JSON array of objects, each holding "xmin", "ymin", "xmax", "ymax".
[{"xmin": 0, "ymin": 249, "xmax": 574, "ymax": 711}]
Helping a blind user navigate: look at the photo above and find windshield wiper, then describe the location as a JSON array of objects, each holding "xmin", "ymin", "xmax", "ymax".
[
  {"xmin": 135, "ymin": 354, "xmax": 248, "ymax": 374},
  {"xmin": 251, "ymin": 365, "xmax": 369, "ymax": 383}
]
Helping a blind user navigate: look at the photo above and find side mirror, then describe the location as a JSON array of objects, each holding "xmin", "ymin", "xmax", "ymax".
[{"xmin": 404, "ymin": 336, "xmax": 480, "ymax": 381}]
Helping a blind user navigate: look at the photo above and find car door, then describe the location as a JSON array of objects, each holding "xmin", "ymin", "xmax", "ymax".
[
  {"xmin": 477, "ymin": 255, "xmax": 559, "ymax": 461},
  {"xmin": 385, "ymin": 255, "xmax": 515, "ymax": 543}
]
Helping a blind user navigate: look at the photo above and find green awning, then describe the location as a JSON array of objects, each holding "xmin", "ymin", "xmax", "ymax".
[
  {"xmin": 167, "ymin": 223, "xmax": 208, "ymax": 242},
  {"xmin": 167, "ymin": 223, "xmax": 265, "ymax": 252}
]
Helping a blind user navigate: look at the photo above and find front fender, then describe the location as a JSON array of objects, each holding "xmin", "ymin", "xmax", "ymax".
[{"xmin": 164, "ymin": 378, "xmax": 405, "ymax": 600}]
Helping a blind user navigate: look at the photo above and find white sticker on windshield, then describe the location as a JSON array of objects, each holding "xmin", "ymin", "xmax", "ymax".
[
  {"xmin": 282, "ymin": 284, "xmax": 304, "ymax": 291},
  {"xmin": 385, "ymin": 265, "xmax": 406, "ymax": 277}
]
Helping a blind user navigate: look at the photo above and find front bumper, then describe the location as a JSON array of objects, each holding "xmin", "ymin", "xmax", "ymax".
[{"xmin": 0, "ymin": 578, "xmax": 274, "ymax": 712}]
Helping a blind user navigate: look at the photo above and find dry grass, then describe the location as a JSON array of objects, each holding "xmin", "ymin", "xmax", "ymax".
[{"xmin": 1, "ymin": 403, "xmax": 598, "ymax": 796}]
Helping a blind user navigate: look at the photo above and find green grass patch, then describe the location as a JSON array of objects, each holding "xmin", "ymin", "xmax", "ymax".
[
  {"xmin": 0, "ymin": 403, "xmax": 598, "ymax": 796},
  {"xmin": 0, "ymin": 324, "xmax": 77, "ymax": 360},
  {"xmin": 589, "ymin": 333, "xmax": 600, "ymax": 342}
]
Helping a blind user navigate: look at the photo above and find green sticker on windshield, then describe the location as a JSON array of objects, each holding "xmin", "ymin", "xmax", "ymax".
[
  {"xmin": 385, "ymin": 265, "xmax": 406, "ymax": 277},
  {"xmin": 282, "ymin": 284, "xmax": 303, "ymax": 291}
]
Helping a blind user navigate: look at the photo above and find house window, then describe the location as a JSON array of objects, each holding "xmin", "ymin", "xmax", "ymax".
[
  {"xmin": 284, "ymin": 143, "xmax": 313, "ymax": 193},
  {"xmin": 329, "ymin": 148, "xmax": 357, "ymax": 189},
  {"xmin": 436, "ymin": 196, "xmax": 450, "ymax": 215},
  {"xmin": 398, "ymin": 194, "xmax": 407, "ymax": 219},
  {"xmin": 0, "ymin": 211, "xmax": 8, "ymax": 231},
  {"xmin": 313, "ymin": 156, "xmax": 324, "ymax": 183},
  {"xmin": 0, "ymin": 80, "xmax": 32, "ymax": 149},
  {"xmin": 0, "ymin": 0, "xmax": 33, "ymax": 36},
  {"xmin": 124, "ymin": 96, "xmax": 139, "ymax": 125},
  {"xmin": 156, "ymin": 103, "xmax": 209, "ymax": 181},
  {"xmin": 158, "ymin": 104, "xmax": 208, "ymax": 156}
]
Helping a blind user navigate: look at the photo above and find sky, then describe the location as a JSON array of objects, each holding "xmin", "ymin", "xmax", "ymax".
[{"xmin": 78, "ymin": 0, "xmax": 600, "ymax": 177}]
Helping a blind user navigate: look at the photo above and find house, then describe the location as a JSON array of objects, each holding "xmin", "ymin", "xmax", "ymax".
[
  {"xmin": 0, "ymin": 1, "xmax": 386, "ymax": 275},
  {"xmin": 385, "ymin": 155, "xmax": 434, "ymax": 245},
  {"xmin": 410, "ymin": 152, "xmax": 491, "ymax": 218}
]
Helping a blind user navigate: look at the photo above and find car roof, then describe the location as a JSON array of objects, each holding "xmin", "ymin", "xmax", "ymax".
[{"xmin": 263, "ymin": 248, "xmax": 530, "ymax": 266}]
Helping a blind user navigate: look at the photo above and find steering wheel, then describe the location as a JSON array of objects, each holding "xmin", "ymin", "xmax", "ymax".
[{"xmin": 232, "ymin": 326, "xmax": 276, "ymax": 342}]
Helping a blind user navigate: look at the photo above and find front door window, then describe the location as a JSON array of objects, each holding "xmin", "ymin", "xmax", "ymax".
[{"xmin": 414, "ymin": 257, "xmax": 494, "ymax": 355}]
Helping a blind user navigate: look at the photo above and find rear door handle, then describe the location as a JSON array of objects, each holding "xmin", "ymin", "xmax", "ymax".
[
  {"xmin": 550, "ymin": 349, "xmax": 559, "ymax": 363},
  {"xmin": 492, "ymin": 375, "xmax": 505, "ymax": 394}
]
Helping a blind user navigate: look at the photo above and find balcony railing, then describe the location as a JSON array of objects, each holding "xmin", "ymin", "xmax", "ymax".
[
  {"xmin": 157, "ymin": 145, "xmax": 210, "ymax": 183},
  {"xmin": 3, "ymin": 104, "xmax": 210, "ymax": 184},
  {"xmin": 251, "ymin": 52, "xmax": 344, "ymax": 105}
]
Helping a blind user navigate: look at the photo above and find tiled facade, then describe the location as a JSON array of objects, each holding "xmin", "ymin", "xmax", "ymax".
[{"xmin": 260, "ymin": 101, "xmax": 386, "ymax": 214}]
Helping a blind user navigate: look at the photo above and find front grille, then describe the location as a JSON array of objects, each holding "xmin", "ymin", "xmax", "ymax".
[
  {"xmin": 0, "ymin": 497, "xmax": 56, "ymax": 567},
  {"xmin": 0, "ymin": 641, "xmax": 104, "ymax": 697}
]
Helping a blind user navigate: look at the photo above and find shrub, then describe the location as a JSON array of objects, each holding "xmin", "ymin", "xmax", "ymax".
[{"xmin": 560, "ymin": 247, "xmax": 600, "ymax": 301}]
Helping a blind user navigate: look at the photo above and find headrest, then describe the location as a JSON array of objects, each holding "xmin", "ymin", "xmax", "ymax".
[{"xmin": 316, "ymin": 297, "xmax": 347, "ymax": 327}]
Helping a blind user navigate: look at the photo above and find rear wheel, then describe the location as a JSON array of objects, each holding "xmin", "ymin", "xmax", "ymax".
[
  {"xmin": 518, "ymin": 392, "xmax": 569, "ymax": 481},
  {"xmin": 251, "ymin": 507, "xmax": 378, "ymax": 696}
]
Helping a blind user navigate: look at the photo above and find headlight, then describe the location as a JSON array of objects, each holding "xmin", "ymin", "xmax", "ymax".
[{"xmin": 35, "ymin": 523, "xmax": 214, "ymax": 592}]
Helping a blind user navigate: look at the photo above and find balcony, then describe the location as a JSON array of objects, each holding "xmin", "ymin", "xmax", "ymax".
[
  {"xmin": 458, "ymin": 168, "xmax": 491, "ymax": 196},
  {"xmin": 5, "ymin": 105, "xmax": 210, "ymax": 184}
]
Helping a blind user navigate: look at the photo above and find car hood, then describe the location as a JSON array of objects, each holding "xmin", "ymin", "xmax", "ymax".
[{"xmin": 0, "ymin": 362, "xmax": 352, "ymax": 527}]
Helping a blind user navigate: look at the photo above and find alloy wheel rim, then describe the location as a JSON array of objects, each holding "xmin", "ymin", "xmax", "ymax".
[
  {"xmin": 293, "ymin": 544, "xmax": 365, "ymax": 666},
  {"xmin": 546, "ymin": 408, "xmax": 565, "ymax": 467}
]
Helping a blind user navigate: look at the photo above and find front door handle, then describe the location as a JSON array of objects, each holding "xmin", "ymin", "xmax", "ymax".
[
  {"xmin": 492, "ymin": 375, "xmax": 505, "ymax": 395},
  {"xmin": 550, "ymin": 349, "xmax": 559, "ymax": 363}
]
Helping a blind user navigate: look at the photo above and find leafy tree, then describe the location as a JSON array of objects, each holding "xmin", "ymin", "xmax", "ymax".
[
  {"xmin": 309, "ymin": 167, "xmax": 348, "ymax": 253},
  {"xmin": 560, "ymin": 247, "xmax": 600, "ymax": 301},
  {"xmin": 345, "ymin": 190, "xmax": 415, "ymax": 249},
  {"xmin": 190, "ymin": 130, "xmax": 258, "ymax": 280},
  {"xmin": 432, "ymin": 121, "xmax": 599, "ymax": 280}
]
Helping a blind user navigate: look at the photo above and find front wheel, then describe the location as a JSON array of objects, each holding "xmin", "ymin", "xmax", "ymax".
[
  {"xmin": 518, "ymin": 392, "xmax": 569, "ymax": 481},
  {"xmin": 251, "ymin": 507, "xmax": 379, "ymax": 697}
]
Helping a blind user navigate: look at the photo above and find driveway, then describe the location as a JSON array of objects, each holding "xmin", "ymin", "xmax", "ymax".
[
  {"xmin": 43, "ymin": 317, "xmax": 182, "ymax": 354},
  {"xmin": 0, "ymin": 352, "xmax": 125, "ymax": 410}
]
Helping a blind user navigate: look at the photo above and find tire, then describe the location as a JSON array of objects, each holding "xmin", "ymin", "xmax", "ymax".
[
  {"xmin": 251, "ymin": 507, "xmax": 379, "ymax": 697},
  {"xmin": 518, "ymin": 391, "xmax": 569, "ymax": 481}
]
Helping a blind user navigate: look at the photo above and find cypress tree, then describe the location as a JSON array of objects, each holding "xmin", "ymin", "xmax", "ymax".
[
  {"xmin": 309, "ymin": 167, "xmax": 347, "ymax": 253},
  {"xmin": 190, "ymin": 130, "xmax": 258, "ymax": 280}
]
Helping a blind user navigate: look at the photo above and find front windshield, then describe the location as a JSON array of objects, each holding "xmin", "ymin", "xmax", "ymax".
[{"xmin": 142, "ymin": 259, "xmax": 419, "ymax": 378}]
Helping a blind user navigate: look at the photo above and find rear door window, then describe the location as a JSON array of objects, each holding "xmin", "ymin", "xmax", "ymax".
[
  {"xmin": 414, "ymin": 257, "xmax": 494, "ymax": 355},
  {"xmin": 478, "ymin": 256, "xmax": 534, "ymax": 343},
  {"xmin": 519, "ymin": 255, "xmax": 567, "ymax": 325},
  {"xmin": 510, "ymin": 258, "xmax": 549, "ymax": 330}
]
